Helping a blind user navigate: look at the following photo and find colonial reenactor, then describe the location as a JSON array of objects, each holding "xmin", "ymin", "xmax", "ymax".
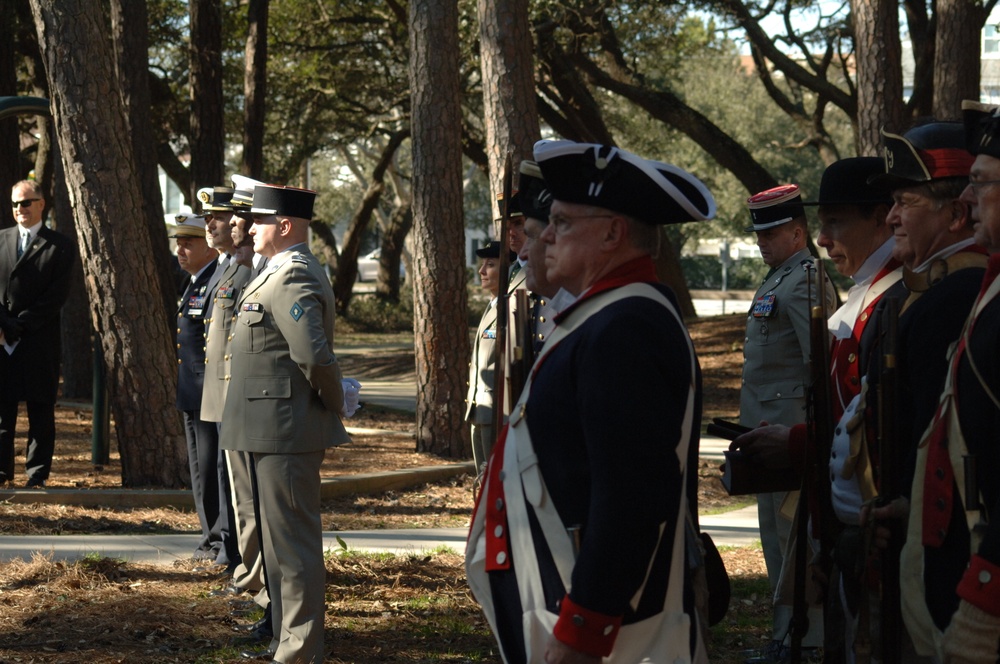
[
  {"xmin": 844, "ymin": 122, "xmax": 984, "ymax": 662},
  {"xmin": 467, "ymin": 140, "xmax": 716, "ymax": 662},
  {"xmin": 740, "ymin": 184, "xmax": 834, "ymax": 663},
  {"xmin": 220, "ymin": 183, "xmax": 350, "ymax": 664},
  {"xmin": 890, "ymin": 102, "xmax": 1000, "ymax": 662},
  {"xmin": 731, "ymin": 157, "xmax": 901, "ymax": 662},
  {"xmin": 514, "ymin": 160, "xmax": 573, "ymax": 354}
]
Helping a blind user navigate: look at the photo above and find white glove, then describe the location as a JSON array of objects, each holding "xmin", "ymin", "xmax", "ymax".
[
  {"xmin": 341, "ymin": 378, "xmax": 362, "ymax": 418},
  {"xmin": 942, "ymin": 599, "xmax": 1000, "ymax": 663}
]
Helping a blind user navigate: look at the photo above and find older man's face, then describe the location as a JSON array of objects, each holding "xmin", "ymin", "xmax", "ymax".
[
  {"xmin": 519, "ymin": 216, "xmax": 554, "ymax": 297},
  {"xmin": 541, "ymin": 200, "xmax": 616, "ymax": 296},
  {"xmin": 962, "ymin": 153, "xmax": 1000, "ymax": 253}
]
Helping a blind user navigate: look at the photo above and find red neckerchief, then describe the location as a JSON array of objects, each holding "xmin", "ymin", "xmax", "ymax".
[
  {"xmin": 922, "ymin": 252, "xmax": 1000, "ymax": 547},
  {"xmin": 553, "ymin": 256, "xmax": 659, "ymax": 324},
  {"xmin": 829, "ymin": 259, "xmax": 903, "ymax": 420}
]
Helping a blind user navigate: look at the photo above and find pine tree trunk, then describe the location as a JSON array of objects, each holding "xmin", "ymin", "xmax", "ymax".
[
  {"xmin": 477, "ymin": 0, "xmax": 540, "ymax": 207},
  {"xmin": 409, "ymin": 0, "xmax": 471, "ymax": 458},
  {"xmin": 189, "ymin": 0, "xmax": 225, "ymax": 201},
  {"xmin": 242, "ymin": 0, "xmax": 268, "ymax": 179},
  {"xmin": 851, "ymin": 0, "xmax": 905, "ymax": 154},
  {"xmin": 110, "ymin": 0, "xmax": 176, "ymax": 324},
  {"xmin": 932, "ymin": 0, "xmax": 982, "ymax": 121},
  {"xmin": 29, "ymin": 0, "xmax": 188, "ymax": 487}
]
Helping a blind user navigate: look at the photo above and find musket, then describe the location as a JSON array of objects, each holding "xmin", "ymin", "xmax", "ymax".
[
  {"xmin": 876, "ymin": 296, "xmax": 902, "ymax": 664},
  {"xmin": 492, "ymin": 150, "xmax": 514, "ymax": 439},
  {"xmin": 790, "ymin": 261, "xmax": 836, "ymax": 663},
  {"xmin": 508, "ymin": 288, "xmax": 533, "ymax": 403}
]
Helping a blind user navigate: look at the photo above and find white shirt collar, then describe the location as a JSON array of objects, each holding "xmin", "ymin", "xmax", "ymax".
[
  {"xmin": 19, "ymin": 221, "xmax": 42, "ymax": 239},
  {"xmin": 850, "ymin": 235, "xmax": 896, "ymax": 287},
  {"xmin": 913, "ymin": 238, "xmax": 977, "ymax": 273}
]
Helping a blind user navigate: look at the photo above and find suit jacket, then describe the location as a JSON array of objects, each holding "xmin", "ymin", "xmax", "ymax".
[
  {"xmin": 200, "ymin": 259, "xmax": 251, "ymax": 422},
  {"xmin": 740, "ymin": 249, "xmax": 833, "ymax": 428},
  {"xmin": 0, "ymin": 225, "xmax": 76, "ymax": 403},
  {"xmin": 220, "ymin": 247, "xmax": 350, "ymax": 454},
  {"xmin": 465, "ymin": 300, "xmax": 498, "ymax": 423},
  {"xmin": 176, "ymin": 262, "xmax": 218, "ymax": 411}
]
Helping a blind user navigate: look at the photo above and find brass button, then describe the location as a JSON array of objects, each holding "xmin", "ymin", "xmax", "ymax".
[
  {"xmin": 848, "ymin": 353, "xmax": 856, "ymax": 363},
  {"xmin": 493, "ymin": 524, "xmax": 504, "ymax": 538},
  {"xmin": 495, "ymin": 551, "xmax": 507, "ymax": 565}
]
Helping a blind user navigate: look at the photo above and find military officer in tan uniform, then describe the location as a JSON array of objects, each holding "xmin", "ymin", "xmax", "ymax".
[
  {"xmin": 220, "ymin": 183, "xmax": 350, "ymax": 664},
  {"xmin": 466, "ymin": 240, "xmax": 514, "ymax": 472},
  {"xmin": 740, "ymin": 184, "xmax": 833, "ymax": 661}
]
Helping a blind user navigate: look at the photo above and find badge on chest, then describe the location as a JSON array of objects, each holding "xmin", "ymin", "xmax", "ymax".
[{"xmin": 752, "ymin": 292, "xmax": 776, "ymax": 318}]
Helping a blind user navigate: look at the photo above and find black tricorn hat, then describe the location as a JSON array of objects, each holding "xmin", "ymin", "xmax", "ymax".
[
  {"xmin": 251, "ymin": 184, "xmax": 317, "ymax": 220},
  {"xmin": 515, "ymin": 160, "xmax": 552, "ymax": 221},
  {"xmin": 963, "ymin": 99, "xmax": 1000, "ymax": 159},
  {"xmin": 533, "ymin": 140, "xmax": 716, "ymax": 225},
  {"xmin": 802, "ymin": 157, "xmax": 892, "ymax": 207},
  {"xmin": 196, "ymin": 186, "xmax": 235, "ymax": 212},
  {"xmin": 494, "ymin": 190, "xmax": 524, "ymax": 221},
  {"xmin": 869, "ymin": 122, "xmax": 974, "ymax": 188},
  {"xmin": 475, "ymin": 240, "xmax": 516, "ymax": 260},
  {"xmin": 744, "ymin": 184, "xmax": 805, "ymax": 233}
]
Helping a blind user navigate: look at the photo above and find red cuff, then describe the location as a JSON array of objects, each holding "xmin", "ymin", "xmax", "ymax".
[
  {"xmin": 552, "ymin": 595, "xmax": 623, "ymax": 658},
  {"xmin": 957, "ymin": 555, "xmax": 1000, "ymax": 616},
  {"xmin": 789, "ymin": 423, "xmax": 808, "ymax": 470}
]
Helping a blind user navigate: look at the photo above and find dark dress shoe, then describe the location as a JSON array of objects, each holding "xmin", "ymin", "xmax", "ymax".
[
  {"xmin": 240, "ymin": 648, "xmax": 274, "ymax": 660},
  {"xmin": 24, "ymin": 477, "xmax": 45, "ymax": 488},
  {"xmin": 232, "ymin": 615, "xmax": 273, "ymax": 636}
]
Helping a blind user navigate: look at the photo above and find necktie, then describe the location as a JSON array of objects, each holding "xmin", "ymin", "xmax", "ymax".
[
  {"xmin": 508, "ymin": 262, "xmax": 521, "ymax": 283},
  {"xmin": 17, "ymin": 232, "xmax": 28, "ymax": 258}
]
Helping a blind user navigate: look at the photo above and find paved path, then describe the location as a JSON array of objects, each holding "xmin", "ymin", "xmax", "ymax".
[{"xmin": 0, "ymin": 357, "xmax": 759, "ymax": 565}]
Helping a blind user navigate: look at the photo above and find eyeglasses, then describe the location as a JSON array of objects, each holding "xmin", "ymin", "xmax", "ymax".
[
  {"xmin": 968, "ymin": 178, "xmax": 1000, "ymax": 193},
  {"xmin": 548, "ymin": 213, "xmax": 615, "ymax": 236},
  {"xmin": 11, "ymin": 199, "xmax": 40, "ymax": 209}
]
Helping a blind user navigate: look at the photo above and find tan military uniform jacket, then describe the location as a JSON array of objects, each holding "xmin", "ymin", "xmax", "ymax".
[
  {"xmin": 200, "ymin": 259, "xmax": 251, "ymax": 422},
  {"xmin": 740, "ymin": 248, "xmax": 832, "ymax": 428},
  {"xmin": 466, "ymin": 300, "xmax": 498, "ymax": 424},
  {"xmin": 219, "ymin": 247, "xmax": 350, "ymax": 454}
]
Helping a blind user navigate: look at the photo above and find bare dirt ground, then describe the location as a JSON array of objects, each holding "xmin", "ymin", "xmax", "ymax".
[{"xmin": 0, "ymin": 314, "xmax": 769, "ymax": 663}]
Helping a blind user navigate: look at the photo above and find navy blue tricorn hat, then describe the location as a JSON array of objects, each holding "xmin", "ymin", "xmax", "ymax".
[
  {"xmin": 963, "ymin": 99, "xmax": 1000, "ymax": 160},
  {"xmin": 516, "ymin": 160, "xmax": 552, "ymax": 222},
  {"xmin": 532, "ymin": 140, "xmax": 716, "ymax": 226},
  {"xmin": 869, "ymin": 122, "xmax": 974, "ymax": 188}
]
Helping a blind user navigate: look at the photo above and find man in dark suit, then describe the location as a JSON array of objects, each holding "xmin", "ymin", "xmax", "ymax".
[
  {"xmin": 0, "ymin": 180, "xmax": 76, "ymax": 488},
  {"xmin": 172, "ymin": 213, "xmax": 223, "ymax": 560},
  {"xmin": 221, "ymin": 183, "xmax": 351, "ymax": 664}
]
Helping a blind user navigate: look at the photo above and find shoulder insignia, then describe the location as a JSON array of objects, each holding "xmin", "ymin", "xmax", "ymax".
[
  {"xmin": 289, "ymin": 302, "xmax": 304, "ymax": 321},
  {"xmin": 291, "ymin": 253, "xmax": 308, "ymax": 265}
]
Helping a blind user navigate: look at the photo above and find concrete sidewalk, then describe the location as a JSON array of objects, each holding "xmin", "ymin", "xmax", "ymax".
[{"xmin": 0, "ymin": 365, "xmax": 758, "ymax": 565}]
